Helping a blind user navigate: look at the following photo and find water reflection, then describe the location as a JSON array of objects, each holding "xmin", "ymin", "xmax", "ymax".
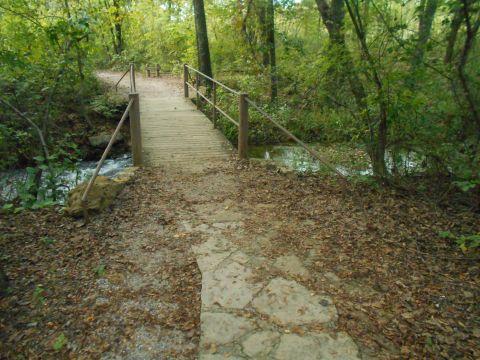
[{"xmin": 248, "ymin": 144, "xmax": 423, "ymax": 176}]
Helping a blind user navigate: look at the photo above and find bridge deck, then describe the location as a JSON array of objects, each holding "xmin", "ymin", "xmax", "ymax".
[{"xmin": 98, "ymin": 72, "xmax": 233, "ymax": 168}]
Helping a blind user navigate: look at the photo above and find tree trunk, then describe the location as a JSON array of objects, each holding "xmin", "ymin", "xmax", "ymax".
[
  {"xmin": 457, "ymin": 0, "xmax": 480, "ymax": 129},
  {"xmin": 265, "ymin": 0, "xmax": 277, "ymax": 102},
  {"xmin": 315, "ymin": 0, "xmax": 364, "ymax": 102},
  {"xmin": 193, "ymin": 0, "xmax": 213, "ymax": 82},
  {"xmin": 444, "ymin": 8, "xmax": 463, "ymax": 64},
  {"xmin": 257, "ymin": 5, "xmax": 270, "ymax": 68},
  {"xmin": 113, "ymin": 0, "xmax": 123, "ymax": 55},
  {"xmin": 344, "ymin": 0, "xmax": 388, "ymax": 178},
  {"xmin": 411, "ymin": 0, "xmax": 438, "ymax": 69},
  {"xmin": 315, "ymin": 0, "xmax": 386, "ymax": 178}
]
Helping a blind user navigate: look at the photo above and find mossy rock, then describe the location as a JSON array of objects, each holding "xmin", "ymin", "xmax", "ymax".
[{"xmin": 64, "ymin": 167, "xmax": 138, "ymax": 217}]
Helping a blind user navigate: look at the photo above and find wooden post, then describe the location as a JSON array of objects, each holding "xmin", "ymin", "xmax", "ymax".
[
  {"xmin": 238, "ymin": 93, "xmax": 249, "ymax": 159},
  {"xmin": 130, "ymin": 63, "xmax": 136, "ymax": 92},
  {"xmin": 212, "ymin": 82, "xmax": 217, "ymax": 128},
  {"xmin": 183, "ymin": 64, "xmax": 189, "ymax": 98},
  {"xmin": 195, "ymin": 72, "xmax": 200, "ymax": 109},
  {"xmin": 156, "ymin": 64, "xmax": 160, "ymax": 77},
  {"xmin": 129, "ymin": 93, "xmax": 142, "ymax": 166},
  {"xmin": 147, "ymin": 68, "xmax": 151, "ymax": 77}
]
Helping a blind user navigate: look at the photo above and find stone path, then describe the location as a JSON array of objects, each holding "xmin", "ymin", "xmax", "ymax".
[
  {"xmin": 95, "ymin": 73, "xmax": 363, "ymax": 358},
  {"xmin": 189, "ymin": 225, "xmax": 360, "ymax": 359},
  {"xmin": 173, "ymin": 167, "xmax": 362, "ymax": 360}
]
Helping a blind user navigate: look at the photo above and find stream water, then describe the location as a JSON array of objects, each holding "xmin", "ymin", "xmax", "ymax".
[
  {"xmin": 1, "ymin": 143, "xmax": 423, "ymax": 205},
  {"xmin": 0, "ymin": 153, "xmax": 133, "ymax": 204},
  {"xmin": 248, "ymin": 143, "xmax": 424, "ymax": 176}
]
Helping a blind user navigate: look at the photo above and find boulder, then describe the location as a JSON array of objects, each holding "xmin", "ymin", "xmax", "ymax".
[
  {"xmin": 88, "ymin": 132, "xmax": 124, "ymax": 148},
  {"xmin": 64, "ymin": 167, "xmax": 138, "ymax": 217}
]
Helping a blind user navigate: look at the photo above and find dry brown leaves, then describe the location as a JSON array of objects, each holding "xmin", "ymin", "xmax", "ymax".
[
  {"xmin": 235, "ymin": 163, "xmax": 479, "ymax": 359},
  {"xmin": 0, "ymin": 169, "xmax": 201, "ymax": 359}
]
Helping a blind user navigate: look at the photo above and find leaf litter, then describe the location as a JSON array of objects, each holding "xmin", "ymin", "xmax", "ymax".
[{"xmin": 1, "ymin": 160, "xmax": 479, "ymax": 359}]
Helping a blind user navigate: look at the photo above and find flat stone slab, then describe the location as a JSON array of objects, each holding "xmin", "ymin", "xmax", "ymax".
[
  {"xmin": 274, "ymin": 254, "xmax": 310, "ymax": 279},
  {"xmin": 201, "ymin": 355, "xmax": 244, "ymax": 360},
  {"xmin": 200, "ymin": 312, "xmax": 255, "ymax": 346},
  {"xmin": 242, "ymin": 330, "xmax": 280, "ymax": 357},
  {"xmin": 274, "ymin": 333, "xmax": 360, "ymax": 360},
  {"xmin": 192, "ymin": 237, "xmax": 233, "ymax": 273},
  {"xmin": 252, "ymin": 277, "xmax": 337, "ymax": 326},
  {"xmin": 202, "ymin": 261, "xmax": 262, "ymax": 309}
]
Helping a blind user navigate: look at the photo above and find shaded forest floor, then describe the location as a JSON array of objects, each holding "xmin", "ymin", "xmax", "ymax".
[{"xmin": 1, "ymin": 160, "xmax": 479, "ymax": 359}]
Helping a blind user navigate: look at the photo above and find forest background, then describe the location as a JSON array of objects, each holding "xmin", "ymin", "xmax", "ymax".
[{"xmin": 0, "ymin": 0, "xmax": 479, "ymax": 207}]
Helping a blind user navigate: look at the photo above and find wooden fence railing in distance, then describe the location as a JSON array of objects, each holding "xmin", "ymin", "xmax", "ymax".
[
  {"xmin": 82, "ymin": 65, "xmax": 142, "ymax": 223},
  {"xmin": 146, "ymin": 64, "xmax": 176, "ymax": 77},
  {"xmin": 183, "ymin": 64, "xmax": 345, "ymax": 177}
]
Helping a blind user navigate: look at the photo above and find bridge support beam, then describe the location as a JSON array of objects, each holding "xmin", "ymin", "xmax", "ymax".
[
  {"xmin": 129, "ymin": 92, "xmax": 143, "ymax": 166},
  {"xmin": 238, "ymin": 93, "xmax": 249, "ymax": 159}
]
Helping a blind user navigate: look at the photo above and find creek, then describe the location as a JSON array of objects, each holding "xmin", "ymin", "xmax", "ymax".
[
  {"xmin": 248, "ymin": 143, "xmax": 424, "ymax": 176},
  {"xmin": 0, "ymin": 153, "xmax": 132, "ymax": 204}
]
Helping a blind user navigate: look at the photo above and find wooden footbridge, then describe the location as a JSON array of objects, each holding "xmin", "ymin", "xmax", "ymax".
[{"xmin": 81, "ymin": 64, "xmax": 342, "ymax": 217}]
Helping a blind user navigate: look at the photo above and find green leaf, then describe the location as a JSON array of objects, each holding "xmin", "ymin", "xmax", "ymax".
[
  {"xmin": 95, "ymin": 264, "xmax": 106, "ymax": 277},
  {"xmin": 2, "ymin": 203, "xmax": 14, "ymax": 211},
  {"xmin": 438, "ymin": 231, "xmax": 454, "ymax": 240},
  {"xmin": 453, "ymin": 181, "xmax": 478, "ymax": 193},
  {"xmin": 53, "ymin": 333, "xmax": 67, "ymax": 351}
]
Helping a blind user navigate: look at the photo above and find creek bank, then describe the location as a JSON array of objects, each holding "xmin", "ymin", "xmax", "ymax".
[
  {"xmin": 64, "ymin": 166, "xmax": 138, "ymax": 217},
  {"xmin": 0, "ymin": 153, "xmax": 133, "ymax": 204}
]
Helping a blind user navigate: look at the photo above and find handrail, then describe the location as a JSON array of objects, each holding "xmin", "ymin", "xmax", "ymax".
[
  {"xmin": 185, "ymin": 82, "xmax": 239, "ymax": 126},
  {"xmin": 185, "ymin": 65, "xmax": 240, "ymax": 96},
  {"xmin": 183, "ymin": 64, "xmax": 345, "ymax": 177},
  {"xmin": 115, "ymin": 68, "xmax": 130, "ymax": 92},
  {"xmin": 80, "ymin": 99, "xmax": 134, "ymax": 222},
  {"xmin": 245, "ymin": 98, "xmax": 345, "ymax": 177},
  {"xmin": 112, "ymin": 63, "xmax": 136, "ymax": 93},
  {"xmin": 129, "ymin": 63, "xmax": 136, "ymax": 92}
]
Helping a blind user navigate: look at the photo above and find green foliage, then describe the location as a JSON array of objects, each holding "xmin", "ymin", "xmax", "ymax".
[
  {"xmin": 89, "ymin": 93, "xmax": 126, "ymax": 119},
  {"xmin": 1, "ymin": 0, "xmax": 479, "ymax": 194},
  {"xmin": 3, "ymin": 151, "xmax": 81, "ymax": 211},
  {"xmin": 453, "ymin": 180, "xmax": 480, "ymax": 193},
  {"xmin": 41, "ymin": 237, "xmax": 56, "ymax": 246},
  {"xmin": 94, "ymin": 264, "xmax": 106, "ymax": 277},
  {"xmin": 52, "ymin": 333, "xmax": 67, "ymax": 351},
  {"xmin": 439, "ymin": 231, "xmax": 480, "ymax": 252},
  {"xmin": 32, "ymin": 285, "xmax": 46, "ymax": 305}
]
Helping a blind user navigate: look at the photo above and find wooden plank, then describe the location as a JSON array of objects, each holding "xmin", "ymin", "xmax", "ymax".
[{"xmin": 135, "ymin": 75, "xmax": 232, "ymax": 168}]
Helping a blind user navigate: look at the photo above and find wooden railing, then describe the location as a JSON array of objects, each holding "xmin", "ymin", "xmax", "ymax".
[
  {"xmin": 145, "ymin": 64, "xmax": 170, "ymax": 77},
  {"xmin": 183, "ymin": 64, "xmax": 343, "ymax": 176},
  {"xmin": 82, "ymin": 64, "xmax": 142, "ymax": 222},
  {"xmin": 114, "ymin": 63, "xmax": 136, "ymax": 93}
]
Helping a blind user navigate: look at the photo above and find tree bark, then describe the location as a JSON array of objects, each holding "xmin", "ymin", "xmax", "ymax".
[
  {"xmin": 444, "ymin": 8, "xmax": 463, "ymax": 64},
  {"xmin": 193, "ymin": 0, "xmax": 213, "ymax": 81},
  {"xmin": 113, "ymin": 0, "xmax": 123, "ymax": 55},
  {"xmin": 265, "ymin": 0, "xmax": 277, "ymax": 102},
  {"xmin": 315, "ymin": 0, "xmax": 387, "ymax": 178},
  {"xmin": 457, "ymin": 0, "xmax": 480, "ymax": 128},
  {"xmin": 411, "ymin": 0, "xmax": 438, "ymax": 69},
  {"xmin": 344, "ymin": 0, "xmax": 388, "ymax": 178}
]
